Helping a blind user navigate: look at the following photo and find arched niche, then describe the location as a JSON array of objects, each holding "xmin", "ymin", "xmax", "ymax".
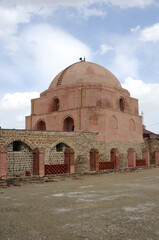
[
  {"xmin": 63, "ymin": 117, "xmax": 74, "ymax": 132},
  {"xmin": 36, "ymin": 120, "xmax": 46, "ymax": 131},
  {"xmin": 51, "ymin": 97, "xmax": 60, "ymax": 112},
  {"xmin": 129, "ymin": 119, "xmax": 135, "ymax": 131},
  {"xmin": 109, "ymin": 115, "xmax": 118, "ymax": 129}
]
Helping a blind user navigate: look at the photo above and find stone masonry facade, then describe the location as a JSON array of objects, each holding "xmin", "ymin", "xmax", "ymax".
[{"xmin": 0, "ymin": 129, "xmax": 158, "ymax": 178}]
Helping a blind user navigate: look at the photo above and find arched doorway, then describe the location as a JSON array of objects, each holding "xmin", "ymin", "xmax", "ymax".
[
  {"xmin": 63, "ymin": 117, "xmax": 74, "ymax": 132},
  {"xmin": 37, "ymin": 120, "xmax": 46, "ymax": 131}
]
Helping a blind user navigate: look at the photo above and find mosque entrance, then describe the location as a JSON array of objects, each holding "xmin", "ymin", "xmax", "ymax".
[{"xmin": 63, "ymin": 117, "xmax": 74, "ymax": 132}]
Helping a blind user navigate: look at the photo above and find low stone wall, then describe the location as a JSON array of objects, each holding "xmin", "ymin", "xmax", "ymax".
[{"xmin": 0, "ymin": 129, "xmax": 150, "ymax": 177}]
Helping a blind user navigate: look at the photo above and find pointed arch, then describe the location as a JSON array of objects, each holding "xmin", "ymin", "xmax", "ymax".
[
  {"xmin": 5, "ymin": 138, "xmax": 34, "ymax": 150},
  {"xmin": 34, "ymin": 119, "xmax": 46, "ymax": 131},
  {"xmin": 50, "ymin": 97, "xmax": 60, "ymax": 112},
  {"xmin": 63, "ymin": 116, "xmax": 74, "ymax": 132},
  {"xmin": 109, "ymin": 115, "xmax": 118, "ymax": 129},
  {"xmin": 129, "ymin": 119, "xmax": 135, "ymax": 131},
  {"xmin": 51, "ymin": 139, "xmax": 74, "ymax": 150}
]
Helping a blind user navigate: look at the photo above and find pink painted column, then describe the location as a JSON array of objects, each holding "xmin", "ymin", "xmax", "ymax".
[
  {"xmin": 0, "ymin": 146, "xmax": 7, "ymax": 179},
  {"xmin": 154, "ymin": 148, "xmax": 159, "ymax": 165},
  {"xmin": 128, "ymin": 148, "xmax": 136, "ymax": 168},
  {"xmin": 64, "ymin": 148, "xmax": 75, "ymax": 173},
  {"xmin": 64, "ymin": 149, "xmax": 69, "ymax": 173},
  {"xmin": 69, "ymin": 148, "xmax": 75, "ymax": 174},
  {"xmin": 90, "ymin": 148, "xmax": 99, "ymax": 171},
  {"xmin": 38, "ymin": 148, "xmax": 45, "ymax": 176},
  {"xmin": 94, "ymin": 149, "xmax": 99, "ymax": 171},
  {"xmin": 33, "ymin": 147, "xmax": 45, "ymax": 176},
  {"xmin": 111, "ymin": 148, "xmax": 119, "ymax": 169},
  {"xmin": 142, "ymin": 148, "xmax": 150, "ymax": 166}
]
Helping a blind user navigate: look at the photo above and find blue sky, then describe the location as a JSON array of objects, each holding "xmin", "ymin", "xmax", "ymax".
[{"xmin": 0, "ymin": 0, "xmax": 159, "ymax": 133}]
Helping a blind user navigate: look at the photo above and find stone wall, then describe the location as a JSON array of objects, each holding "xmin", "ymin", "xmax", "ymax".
[
  {"xmin": 49, "ymin": 143, "xmax": 69, "ymax": 164},
  {"xmin": 144, "ymin": 138, "xmax": 159, "ymax": 164},
  {"xmin": 7, "ymin": 142, "xmax": 33, "ymax": 175},
  {"xmin": 0, "ymin": 129, "xmax": 148, "ymax": 177}
]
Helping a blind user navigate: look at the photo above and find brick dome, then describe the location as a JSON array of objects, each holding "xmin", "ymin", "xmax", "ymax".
[{"xmin": 49, "ymin": 61, "xmax": 121, "ymax": 89}]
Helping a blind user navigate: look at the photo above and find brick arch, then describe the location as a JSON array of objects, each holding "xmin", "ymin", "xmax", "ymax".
[
  {"xmin": 51, "ymin": 139, "xmax": 75, "ymax": 150},
  {"xmin": 109, "ymin": 115, "xmax": 118, "ymax": 129},
  {"xmin": 63, "ymin": 115, "xmax": 75, "ymax": 132},
  {"xmin": 4, "ymin": 138, "xmax": 34, "ymax": 150},
  {"xmin": 34, "ymin": 118, "xmax": 46, "ymax": 131},
  {"xmin": 129, "ymin": 119, "xmax": 136, "ymax": 131}
]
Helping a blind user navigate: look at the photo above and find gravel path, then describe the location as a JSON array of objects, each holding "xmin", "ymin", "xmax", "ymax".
[{"xmin": 0, "ymin": 168, "xmax": 159, "ymax": 240}]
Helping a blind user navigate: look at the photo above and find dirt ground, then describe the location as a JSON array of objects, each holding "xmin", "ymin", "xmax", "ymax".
[{"xmin": 0, "ymin": 168, "xmax": 159, "ymax": 240}]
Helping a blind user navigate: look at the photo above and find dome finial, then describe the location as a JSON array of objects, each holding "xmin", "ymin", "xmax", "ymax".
[{"xmin": 79, "ymin": 57, "xmax": 85, "ymax": 62}]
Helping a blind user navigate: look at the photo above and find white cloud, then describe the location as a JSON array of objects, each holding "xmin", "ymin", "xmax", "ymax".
[
  {"xmin": 0, "ymin": 92, "xmax": 39, "ymax": 110},
  {"xmin": 81, "ymin": 8, "xmax": 107, "ymax": 18},
  {"xmin": 131, "ymin": 25, "xmax": 140, "ymax": 32},
  {"xmin": 100, "ymin": 43, "xmax": 114, "ymax": 54},
  {"xmin": 19, "ymin": 24, "xmax": 92, "ymax": 88},
  {"xmin": 0, "ymin": 92, "xmax": 39, "ymax": 129},
  {"xmin": 1, "ymin": 0, "xmax": 157, "ymax": 9},
  {"xmin": 122, "ymin": 77, "xmax": 159, "ymax": 133},
  {"xmin": 0, "ymin": 0, "xmax": 157, "ymax": 37},
  {"xmin": 0, "ymin": 24, "xmax": 92, "ymax": 91},
  {"xmin": 0, "ymin": 0, "xmax": 157, "ymax": 39},
  {"xmin": 107, "ymin": 0, "xmax": 156, "ymax": 8},
  {"xmin": 109, "ymin": 36, "xmax": 140, "ymax": 80},
  {"xmin": 139, "ymin": 23, "xmax": 159, "ymax": 42},
  {"xmin": 0, "ymin": 6, "xmax": 30, "ymax": 38}
]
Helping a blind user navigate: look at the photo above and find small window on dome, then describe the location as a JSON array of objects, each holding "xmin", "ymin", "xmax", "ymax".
[{"xmin": 119, "ymin": 97, "xmax": 125, "ymax": 111}]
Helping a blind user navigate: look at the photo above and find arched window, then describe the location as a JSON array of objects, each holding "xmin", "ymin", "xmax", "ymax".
[
  {"xmin": 52, "ymin": 98, "xmax": 59, "ymax": 111},
  {"xmin": 56, "ymin": 143, "xmax": 69, "ymax": 152},
  {"xmin": 13, "ymin": 141, "xmax": 22, "ymax": 151},
  {"xmin": 37, "ymin": 120, "xmax": 46, "ymax": 131},
  {"xmin": 119, "ymin": 97, "xmax": 125, "ymax": 111},
  {"xmin": 63, "ymin": 117, "xmax": 74, "ymax": 132}
]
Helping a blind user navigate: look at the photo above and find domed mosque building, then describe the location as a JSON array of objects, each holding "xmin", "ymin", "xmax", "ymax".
[
  {"xmin": 1, "ymin": 59, "xmax": 158, "ymax": 179},
  {"xmin": 26, "ymin": 60, "xmax": 143, "ymax": 143}
]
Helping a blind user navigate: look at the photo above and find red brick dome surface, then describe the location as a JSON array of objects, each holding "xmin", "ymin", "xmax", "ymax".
[{"xmin": 49, "ymin": 61, "xmax": 121, "ymax": 89}]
